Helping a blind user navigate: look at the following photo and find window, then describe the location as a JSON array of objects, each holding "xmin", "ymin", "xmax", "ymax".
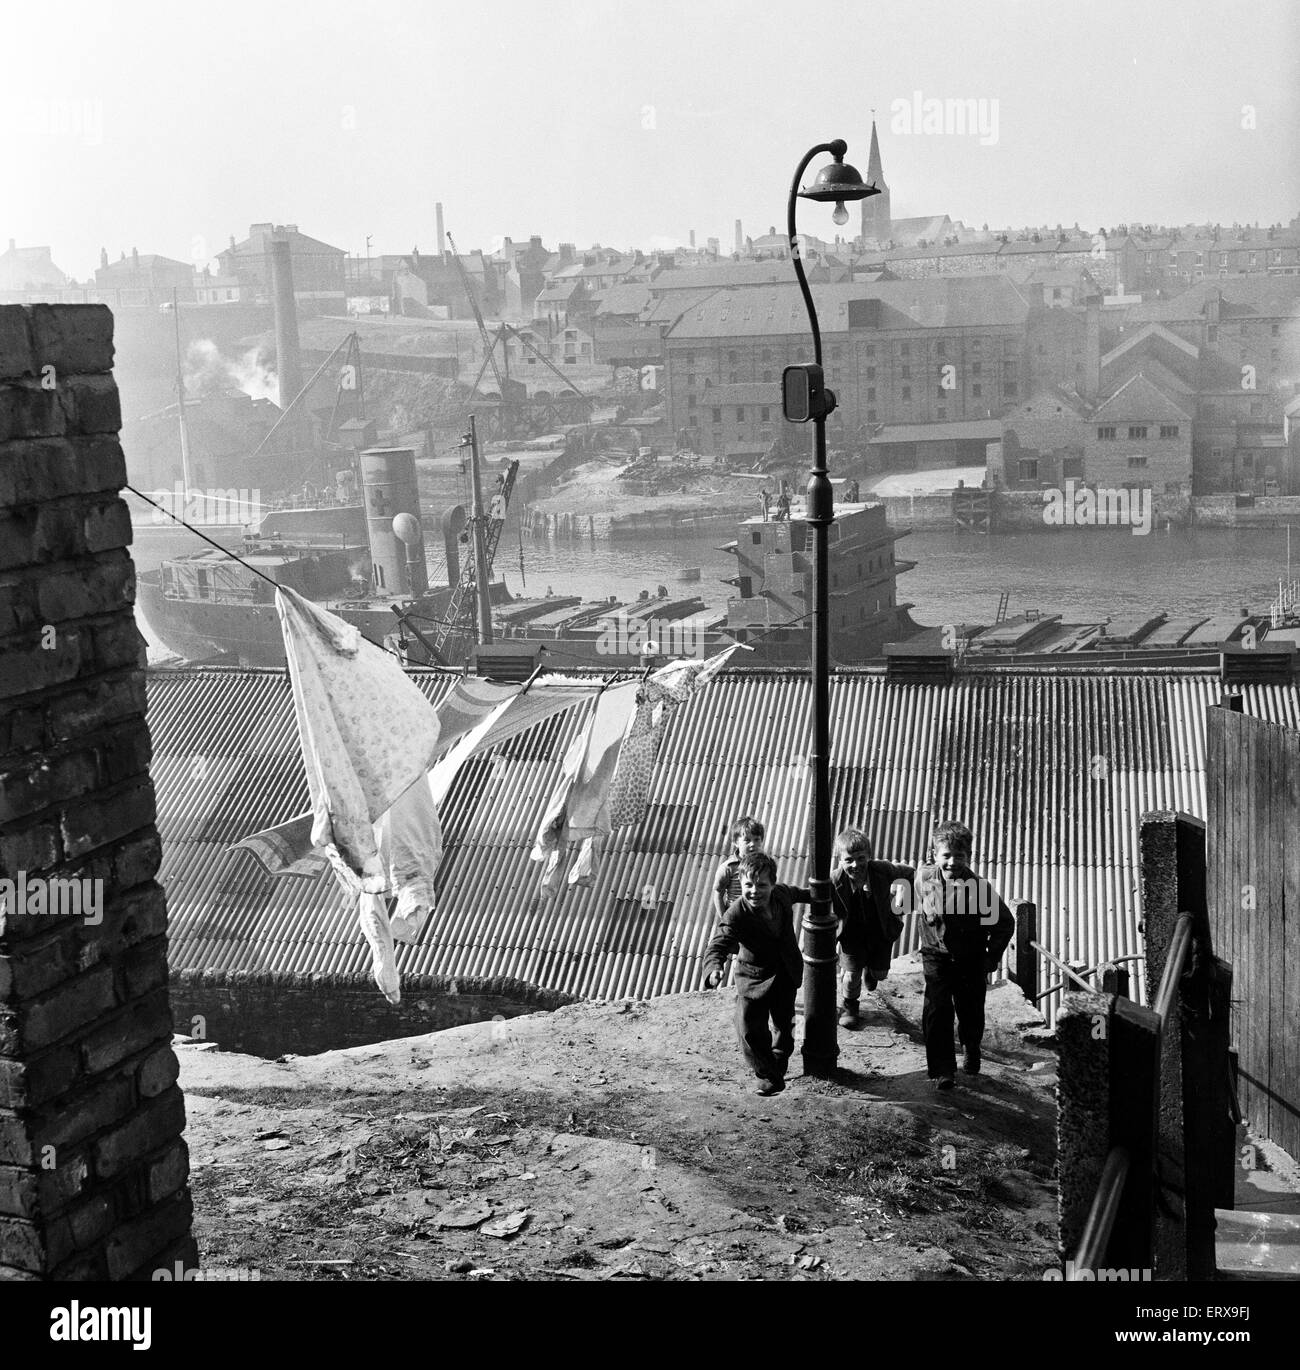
[
  {"xmin": 937, "ymin": 407, "xmax": 947, "ymax": 420},
  {"xmin": 972, "ymin": 362, "xmax": 982, "ymax": 376},
  {"xmin": 1062, "ymin": 457, "xmax": 1084, "ymax": 479},
  {"xmin": 867, "ymin": 366, "xmax": 877, "ymax": 380},
  {"xmin": 688, "ymin": 395, "xmax": 696, "ymax": 408},
  {"xmin": 867, "ymin": 409, "xmax": 877, "ymax": 422},
  {"xmin": 937, "ymin": 387, "xmax": 947, "ymax": 401},
  {"xmin": 972, "ymin": 384, "xmax": 982, "ymax": 397},
  {"xmin": 750, "ymin": 531, "xmax": 761, "ymax": 545},
  {"xmin": 1005, "ymin": 382, "xmax": 1017, "ymax": 397},
  {"xmin": 687, "ymin": 373, "xmax": 696, "ymax": 387},
  {"xmin": 688, "ymin": 412, "xmax": 698, "ymax": 426},
  {"xmin": 1207, "ymin": 325, "xmax": 1218, "ymax": 342},
  {"xmin": 901, "ymin": 386, "xmax": 911, "ymax": 400},
  {"xmin": 900, "ymin": 343, "xmax": 910, "ymax": 358},
  {"xmin": 1018, "ymin": 459, "xmax": 1038, "ymax": 481},
  {"xmin": 1271, "ymin": 324, "xmax": 1280, "ymax": 336},
  {"xmin": 901, "ymin": 365, "xmax": 911, "ymax": 380},
  {"xmin": 684, "ymin": 352, "xmax": 695, "ymax": 365},
  {"xmin": 711, "ymin": 407, "xmax": 722, "ymax": 423},
  {"xmin": 867, "ymin": 387, "xmax": 876, "ymax": 402},
  {"xmin": 728, "ymin": 350, "xmax": 737, "ymax": 363},
  {"xmin": 1098, "ymin": 426, "xmax": 1116, "ymax": 440},
  {"xmin": 1127, "ymin": 455, "xmax": 1148, "ymax": 469},
  {"xmin": 865, "ymin": 345, "xmax": 876, "ymax": 359},
  {"xmin": 936, "ymin": 341, "xmax": 946, "ymax": 356},
  {"xmin": 1128, "ymin": 425, "xmax": 1148, "ymax": 439},
  {"xmin": 736, "ymin": 407, "xmax": 745, "ymax": 422},
  {"xmin": 1159, "ymin": 424, "xmax": 1179, "ymax": 438},
  {"xmin": 1219, "ymin": 254, "xmax": 1227, "ymax": 267},
  {"xmin": 760, "ymin": 406, "xmax": 770, "ymax": 423}
]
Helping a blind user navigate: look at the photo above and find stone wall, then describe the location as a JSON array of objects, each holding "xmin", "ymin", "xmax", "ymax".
[
  {"xmin": 0, "ymin": 303, "xmax": 195, "ymax": 1280},
  {"xmin": 170, "ymin": 970, "xmax": 577, "ymax": 1058}
]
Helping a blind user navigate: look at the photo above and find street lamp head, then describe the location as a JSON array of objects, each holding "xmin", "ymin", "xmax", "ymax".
[{"xmin": 798, "ymin": 149, "xmax": 880, "ymax": 227}]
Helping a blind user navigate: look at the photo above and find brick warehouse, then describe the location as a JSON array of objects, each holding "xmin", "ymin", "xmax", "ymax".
[
  {"xmin": 0, "ymin": 304, "xmax": 195, "ymax": 1280},
  {"xmin": 663, "ymin": 278, "xmax": 1029, "ymax": 460}
]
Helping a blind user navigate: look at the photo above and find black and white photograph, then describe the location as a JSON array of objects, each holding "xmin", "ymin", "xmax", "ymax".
[{"xmin": 1, "ymin": 0, "xmax": 1298, "ymax": 1343}]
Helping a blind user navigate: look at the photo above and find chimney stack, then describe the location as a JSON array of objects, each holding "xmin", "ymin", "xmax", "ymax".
[
  {"xmin": 436, "ymin": 203, "xmax": 446, "ymax": 258},
  {"xmin": 689, "ymin": 228, "xmax": 696, "ymax": 249},
  {"xmin": 269, "ymin": 227, "xmax": 304, "ymax": 411},
  {"xmin": 1083, "ymin": 293, "xmax": 1100, "ymax": 401},
  {"xmin": 734, "ymin": 220, "xmax": 743, "ymax": 255}
]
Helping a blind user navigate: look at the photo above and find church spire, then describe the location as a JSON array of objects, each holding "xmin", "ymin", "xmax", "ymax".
[{"xmin": 860, "ymin": 117, "xmax": 891, "ymax": 247}]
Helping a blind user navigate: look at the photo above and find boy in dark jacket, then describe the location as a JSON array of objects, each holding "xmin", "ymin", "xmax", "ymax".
[
  {"xmin": 832, "ymin": 827, "xmax": 916, "ymax": 1028},
  {"xmin": 711, "ymin": 815, "xmax": 766, "ymax": 919},
  {"xmin": 703, "ymin": 852, "xmax": 809, "ymax": 1096},
  {"xmin": 915, "ymin": 820, "xmax": 1015, "ymax": 1090}
]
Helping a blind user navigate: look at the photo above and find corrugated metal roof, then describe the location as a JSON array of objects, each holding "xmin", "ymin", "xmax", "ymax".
[{"xmin": 147, "ymin": 666, "xmax": 1300, "ymax": 1021}]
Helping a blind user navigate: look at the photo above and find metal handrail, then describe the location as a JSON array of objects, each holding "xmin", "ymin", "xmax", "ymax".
[
  {"xmin": 1152, "ymin": 912, "xmax": 1194, "ymax": 1025},
  {"xmin": 1030, "ymin": 952, "xmax": 1147, "ymax": 1005},
  {"xmin": 1072, "ymin": 1145, "xmax": 1132, "ymax": 1277},
  {"xmin": 1070, "ymin": 911, "xmax": 1194, "ymax": 1275}
]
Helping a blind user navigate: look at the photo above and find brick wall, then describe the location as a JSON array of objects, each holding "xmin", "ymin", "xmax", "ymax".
[
  {"xmin": 170, "ymin": 971, "xmax": 577, "ymax": 1058},
  {"xmin": 0, "ymin": 304, "xmax": 196, "ymax": 1280}
]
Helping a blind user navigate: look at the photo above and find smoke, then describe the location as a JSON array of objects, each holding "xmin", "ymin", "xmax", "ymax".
[{"xmin": 185, "ymin": 339, "xmax": 280, "ymax": 403}]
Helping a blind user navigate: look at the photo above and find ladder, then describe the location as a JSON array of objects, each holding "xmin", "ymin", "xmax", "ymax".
[
  {"xmin": 429, "ymin": 459, "xmax": 520, "ymax": 661},
  {"xmin": 996, "ymin": 590, "xmax": 1011, "ymax": 624}
]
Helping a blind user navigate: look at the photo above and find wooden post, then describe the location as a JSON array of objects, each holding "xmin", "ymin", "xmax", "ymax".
[{"xmin": 1013, "ymin": 900, "xmax": 1037, "ymax": 1003}]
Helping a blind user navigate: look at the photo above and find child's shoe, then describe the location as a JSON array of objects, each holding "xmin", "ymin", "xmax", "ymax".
[
  {"xmin": 756, "ymin": 1077, "xmax": 785, "ymax": 1096},
  {"xmin": 837, "ymin": 1000, "xmax": 860, "ymax": 1028},
  {"xmin": 934, "ymin": 1075, "xmax": 956, "ymax": 1091}
]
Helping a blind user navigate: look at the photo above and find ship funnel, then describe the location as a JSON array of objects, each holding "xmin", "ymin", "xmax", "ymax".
[
  {"xmin": 360, "ymin": 447, "xmax": 426, "ymax": 596},
  {"xmin": 442, "ymin": 504, "xmax": 467, "ymax": 585}
]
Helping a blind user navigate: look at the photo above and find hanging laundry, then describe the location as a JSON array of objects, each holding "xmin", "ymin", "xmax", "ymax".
[
  {"xmin": 531, "ymin": 682, "xmax": 640, "ymax": 893},
  {"xmin": 608, "ymin": 648, "xmax": 738, "ymax": 829}
]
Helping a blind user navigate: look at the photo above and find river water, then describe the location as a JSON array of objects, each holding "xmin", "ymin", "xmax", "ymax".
[{"xmin": 137, "ymin": 521, "xmax": 1299, "ymax": 662}]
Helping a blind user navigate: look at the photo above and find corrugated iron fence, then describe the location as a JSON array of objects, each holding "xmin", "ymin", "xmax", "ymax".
[{"xmin": 148, "ymin": 667, "xmax": 1300, "ymax": 1022}]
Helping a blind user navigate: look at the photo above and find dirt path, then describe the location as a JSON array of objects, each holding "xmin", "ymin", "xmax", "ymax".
[{"xmin": 179, "ymin": 961, "xmax": 1060, "ymax": 1282}]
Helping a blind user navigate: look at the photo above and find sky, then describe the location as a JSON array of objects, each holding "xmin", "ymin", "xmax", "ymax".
[{"xmin": 4, "ymin": 0, "xmax": 1298, "ymax": 280}]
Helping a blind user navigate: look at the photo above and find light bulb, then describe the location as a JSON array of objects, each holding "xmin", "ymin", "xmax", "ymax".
[{"xmin": 832, "ymin": 201, "xmax": 850, "ymax": 226}]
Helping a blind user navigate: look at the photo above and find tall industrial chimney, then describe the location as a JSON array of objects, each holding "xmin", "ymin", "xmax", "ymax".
[
  {"xmin": 269, "ymin": 227, "xmax": 303, "ymax": 411},
  {"xmin": 734, "ymin": 220, "xmax": 743, "ymax": 255},
  {"xmin": 436, "ymin": 203, "xmax": 446, "ymax": 259},
  {"xmin": 689, "ymin": 228, "xmax": 696, "ymax": 249}
]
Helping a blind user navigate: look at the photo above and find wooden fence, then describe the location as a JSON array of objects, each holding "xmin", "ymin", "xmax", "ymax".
[{"xmin": 1206, "ymin": 702, "xmax": 1300, "ymax": 1161}]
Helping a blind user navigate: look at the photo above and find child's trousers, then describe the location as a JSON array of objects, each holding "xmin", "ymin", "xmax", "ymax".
[
  {"xmin": 734, "ymin": 971, "xmax": 797, "ymax": 1081},
  {"xmin": 920, "ymin": 949, "xmax": 986, "ymax": 1077}
]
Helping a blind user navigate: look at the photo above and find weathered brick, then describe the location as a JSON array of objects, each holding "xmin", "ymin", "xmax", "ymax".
[
  {"xmin": 0, "ymin": 1215, "xmax": 44, "ymax": 1271},
  {"xmin": 0, "ymin": 626, "xmax": 84, "ymax": 702},
  {"xmin": 93, "ymin": 1086, "xmax": 186, "ymax": 1181},
  {"xmin": 0, "ymin": 381, "xmax": 65, "ymax": 442},
  {"xmin": 60, "ymin": 779, "xmax": 156, "ymax": 860},
  {"xmin": 97, "ymin": 719, "xmax": 152, "ymax": 787},
  {"xmin": 92, "ymin": 615, "xmax": 146, "ymax": 673},
  {"xmin": 0, "ymin": 1110, "xmax": 32, "ymax": 1165},
  {"xmin": 146, "ymin": 1139, "xmax": 188, "ymax": 1205},
  {"xmin": 44, "ymin": 671, "xmax": 147, "ymax": 747},
  {"xmin": 111, "ymin": 830, "xmax": 161, "ymax": 892},
  {"xmin": 35, "ymin": 556, "xmax": 134, "ymax": 623},
  {"xmin": 0, "ymin": 934, "xmax": 74, "ymax": 1000},
  {"xmin": 46, "ymin": 1191, "xmax": 113, "ymax": 1264},
  {"xmin": 0, "ymin": 1044, "xmax": 80, "ymax": 1109},
  {"xmin": 0, "ymin": 1164, "xmax": 37, "ymax": 1217},
  {"xmin": 31, "ymin": 1074, "xmax": 134, "ymax": 1156},
  {"xmin": 136, "ymin": 1043, "xmax": 179, "ymax": 1099},
  {"xmin": 21, "ymin": 964, "xmax": 117, "ymax": 1051},
  {"xmin": 104, "ymin": 1190, "xmax": 191, "ymax": 1281},
  {"xmin": 28, "ymin": 305, "xmax": 114, "ymax": 377},
  {"xmin": 121, "ymin": 944, "xmax": 169, "ymax": 1002},
  {"xmin": 36, "ymin": 1152, "xmax": 91, "ymax": 1212},
  {"xmin": 31, "ymin": 503, "xmax": 87, "ymax": 562},
  {"xmin": 48, "ymin": 1247, "xmax": 108, "ymax": 1280},
  {"xmin": 0, "ymin": 509, "xmax": 36, "ymax": 572},
  {"xmin": 0, "ymin": 822, "xmax": 61, "ymax": 872},
  {"xmin": 83, "ymin": 498, "xmax": 132, "ymax": 555},
  {"xmin": 0, "ymin": 307, "xmax": 35, "ymax": 381},
  {"xmin": 80, "ymin": 989, "xmax": 170, "ymax": 1075},
  {"xmin": 60, "ymin": 374, "xmax": 121, "ymax": 435},
  {"xmin": 0, "ymin": 749, "xmax": 99, "ymax": 824},
  {"xmin": 0, "ymin": 439, "xmax": 78, "ymax": 507},
  {"xmin": 0, "ymin": 701, "xmax": 45, "ymax": 755}
]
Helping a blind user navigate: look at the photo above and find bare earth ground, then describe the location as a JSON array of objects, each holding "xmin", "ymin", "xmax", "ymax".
[{"xmin": 178, "ymin": 958, "xmax": 1059, "ymax": 1282}]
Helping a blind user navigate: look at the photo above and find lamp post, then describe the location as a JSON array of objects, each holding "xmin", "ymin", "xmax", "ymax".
[{"xmin": 783, "ymin": 140, "xmax": 878, "ymax": 1077}]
